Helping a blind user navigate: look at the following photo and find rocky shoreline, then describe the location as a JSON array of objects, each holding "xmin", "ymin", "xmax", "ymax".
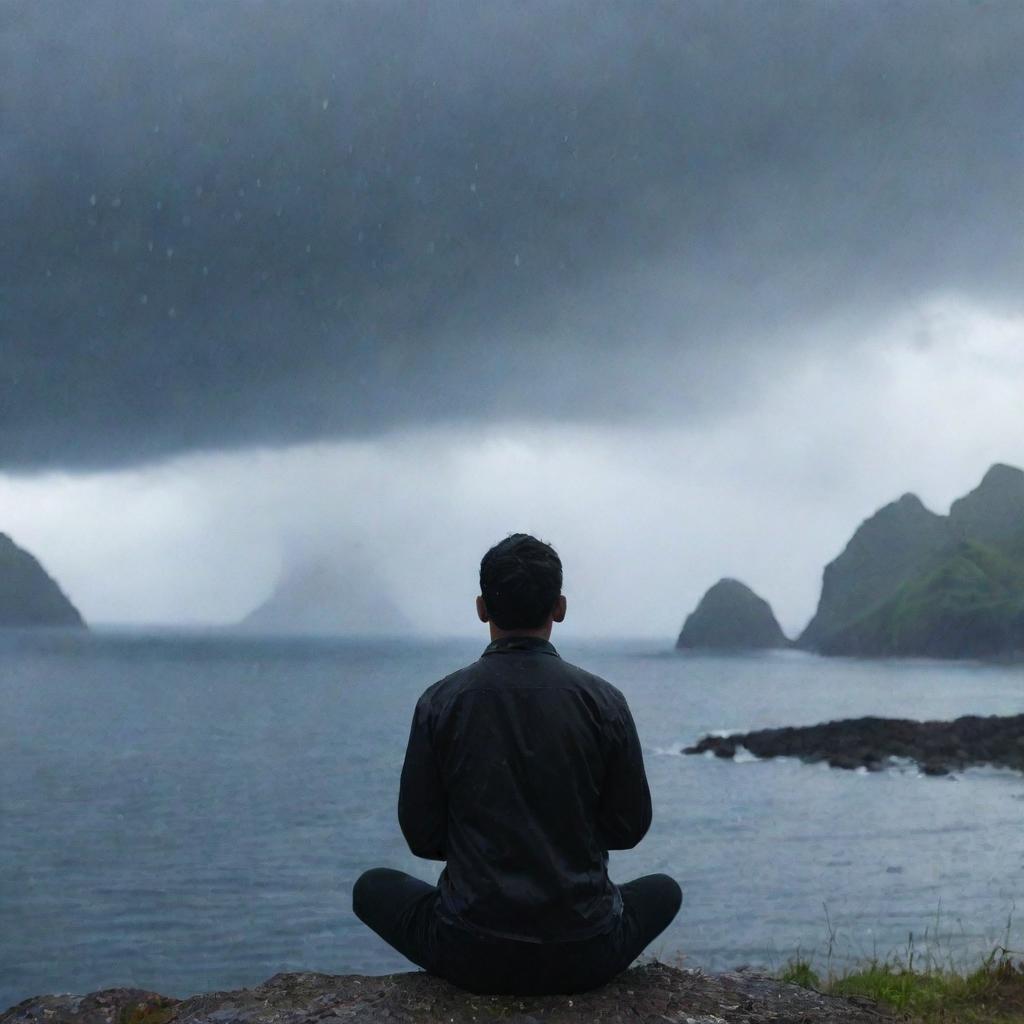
[
  {"xmin": 0, "ymin": 963, "xmax": 892, "ymax": 1024},
  {"xmin": 684, "ymin": 713, "xmax": 1024, "ymax": 776}
]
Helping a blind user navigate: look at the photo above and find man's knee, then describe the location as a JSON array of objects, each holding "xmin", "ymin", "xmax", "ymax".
[
  {"xmin": 622, "ymin": 872, "xmax": 683, "ymax": 932},
  {"xmin": 352, "ymin": 867, "xmax": 392, "ymax": 923},
  {"xmin": 656, "ymin": 874, "xmax": 683, "ymax": 917}
]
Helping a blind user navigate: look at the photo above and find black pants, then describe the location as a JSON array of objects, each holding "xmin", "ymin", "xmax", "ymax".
[{"xmin": 352, "ymin": 868, "xmax": 682, "ymax": 995}]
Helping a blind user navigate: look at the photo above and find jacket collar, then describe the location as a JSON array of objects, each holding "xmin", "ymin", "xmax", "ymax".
[{"xmin": 482, "ymin": 636, "xmax": 560, "ymax": 658}]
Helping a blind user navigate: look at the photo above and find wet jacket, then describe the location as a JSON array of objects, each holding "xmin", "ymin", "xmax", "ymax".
[{"xmin": 398, "ymin": 635, "xmax": 652, "ymax": 942}]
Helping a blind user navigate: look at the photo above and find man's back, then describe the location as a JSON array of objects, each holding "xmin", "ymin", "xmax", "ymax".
[
  {"xmin": 353, "ymin": 532, "xmax": 679, "ymax": 995},
  {"xmin": 399, "ymin": 635, "xmax": 652, "ymax": 942}
]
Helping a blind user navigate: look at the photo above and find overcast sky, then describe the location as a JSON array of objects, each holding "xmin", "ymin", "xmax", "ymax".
[{"xmin": 3, "ymin": 1, "xmax": 1023, "ymax": 638}]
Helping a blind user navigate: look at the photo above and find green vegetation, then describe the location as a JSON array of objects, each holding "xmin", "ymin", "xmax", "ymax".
[
  {"xmin": 780, "ymin": 949, "xmax": 1024, "ymax": 1023},
  {"xmin": 836, "ymin": 540, "xmax": 1024, "ymax": 658},
  {"xmin": 802, "ymin": 464, "xmax": 1024, "ymax": 658},
  {"xmin": 778, "ymin": 957, "xmax": 821, "ymax": 990}
]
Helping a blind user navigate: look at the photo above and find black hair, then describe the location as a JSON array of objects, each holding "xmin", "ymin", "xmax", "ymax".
[{"xmin": 479, "ymin": 533, "xmax": 563, "ymax": 630}]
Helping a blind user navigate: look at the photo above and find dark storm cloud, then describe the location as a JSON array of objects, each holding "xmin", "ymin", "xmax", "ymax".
[{"xmin": 3, "ymin": 0, "xmax": 1023, "ymax": 469}]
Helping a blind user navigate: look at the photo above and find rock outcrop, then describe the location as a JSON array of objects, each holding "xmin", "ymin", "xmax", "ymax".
[
  {"xmin": 240, "ymin": 559, "xmax": 410, "ymax": 636},
  {"xmin": 0, "ymin": 963, "xmax": 892, "ymax": 1024},
  {"xmin": 0, "ymin": 533, "xmax": 85, "ymax": 628},
  {"xmin": 798, "ymin": 464, "xmax": 1024, "ymax": 658},
  {"xmin": 685, "ymin": 712, "xmax": 1024, "ymax": 776},
  {"xmin": 676, "ymin": 578, "xmax": 788, "ymax": 650}
]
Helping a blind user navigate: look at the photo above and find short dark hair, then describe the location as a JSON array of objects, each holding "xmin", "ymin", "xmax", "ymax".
[{"xmin": 479, "ymin": 533, "xmax": 563, "ymax": 630}]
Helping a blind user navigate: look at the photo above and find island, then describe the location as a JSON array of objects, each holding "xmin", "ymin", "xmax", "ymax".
[
  {"xmin": 798, "ymin": 463, "xmax": 1024, "ymax": 658},
  {"xmin": 676, "ymin": 578, "xmax": 789, "ymax": 650},
  {"xmin": 240, "ymin": 558, "xmax": 410, "ymax": 636},
  {"xmin": 0, "ymin": 533, "xmax": 85, "ymax": 629}
]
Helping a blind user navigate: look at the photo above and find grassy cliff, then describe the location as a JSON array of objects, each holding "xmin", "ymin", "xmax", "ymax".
[
  {"xmin": 801, "ymin": 465, "xmax": 1024, "ymax": 658},
  {"xmin": 820, "ymin": 538, "xmax": 1024, "ymax": 658}
]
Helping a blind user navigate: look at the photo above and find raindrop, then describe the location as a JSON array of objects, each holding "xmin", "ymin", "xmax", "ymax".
[
  {"xmin": 514, "ymin": 253, "xmax": 521, "ymax": 267},
  {"xmin": 234, "ymin": 210, "xmax": 243, "ymax": 222},
  {"xmin": 165, "ymin": 246, "xmax": 175, "ymax": 259},
  {"xmin": 322, "ymin": 98, "xmax": 329, "ymax": 110},
  {"xmin": 110, "ymin": 196, "xmax": 122, "ymax": 209},
  {"xmin": 167, "ymin": 307, "xmax": 177, "ymax": 318},
  {"xmin": 139, "ymin": 294, "xmax": 148, "ymax": 305},
  {"xmin": 89, "ymin": 194, "xmax": 97, "ymax": 206},
  {"xmin": 156, "ymin": 200, "xmax": 163, "ymax": 210},
  {"xmin": 469, "ymin": 182, "xmax": 477, "ymax": 193}
]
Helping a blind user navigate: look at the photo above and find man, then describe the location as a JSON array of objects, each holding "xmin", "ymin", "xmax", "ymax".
[{"xmin": 352, "ymin": 533, "xmax": 681, "ymax": 995}]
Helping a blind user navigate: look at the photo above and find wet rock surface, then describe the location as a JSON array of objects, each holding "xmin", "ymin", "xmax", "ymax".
[
  {"xmin": 0, "ymin": 963, "xmax": 892, "ymax": 1024},
  {"xmin": 685, "ymin": 712, "xmax": 1024, "ymax": 775}
]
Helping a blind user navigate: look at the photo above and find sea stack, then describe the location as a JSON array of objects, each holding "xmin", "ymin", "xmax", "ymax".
[
  {"xmin": 0, "ymin": 533, "xmax": 86, "ymax": 628},
  {"xmin": 676, "ymin": 578, "xmax": 788, "ymax": 650}
]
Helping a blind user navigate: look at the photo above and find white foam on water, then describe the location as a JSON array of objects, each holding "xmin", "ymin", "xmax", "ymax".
[
  {"xmin": 651, "ymin": 742, "xmax": 685, "ymax": 756},
  {"xmin": 733, "ymin": 745, "xmax": 762, "ymax": 764}
]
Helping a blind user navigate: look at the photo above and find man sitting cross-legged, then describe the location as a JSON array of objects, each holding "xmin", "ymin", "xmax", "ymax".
[{"xmin": 353, "ymin": 533, "xmax": 682, "ymax": 995}]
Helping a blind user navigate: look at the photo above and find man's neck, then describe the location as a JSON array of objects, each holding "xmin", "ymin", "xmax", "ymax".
[{"xmin": 488, "ymin": 624, "xmax": 553, "ymax": 642}]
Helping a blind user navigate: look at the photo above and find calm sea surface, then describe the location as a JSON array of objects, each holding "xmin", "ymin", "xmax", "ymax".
[{"xmin": 2, "ymin": 630, "xmax": 1023, "ymax": 1008}]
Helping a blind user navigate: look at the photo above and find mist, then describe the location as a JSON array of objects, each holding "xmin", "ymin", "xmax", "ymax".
[{"xmin": 3, "ymin": 302, "xmax": 1022, "ymax": 637}]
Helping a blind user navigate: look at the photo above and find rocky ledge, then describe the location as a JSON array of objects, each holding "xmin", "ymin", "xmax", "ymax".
[
  {"xmin": 0, "ymin": 963, "xmax": 891, "ymax": 1024},
  {"xmin": 685, "ymin": 713, "xmax": 1024, "ymax": 776}
]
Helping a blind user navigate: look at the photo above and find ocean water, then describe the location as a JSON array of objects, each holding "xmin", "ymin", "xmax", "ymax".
[{"xmin": 2, "ymin": 630, "xmax": 1023, "ymax": 1008}]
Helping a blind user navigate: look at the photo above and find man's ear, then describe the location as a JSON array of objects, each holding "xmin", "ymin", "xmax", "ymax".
[
  {"xmin": 476, "ymin": 595, "xmax": 490, "ymax": 623},
  {"xmin": 552, "ymin": 595, "xmax": 567, "ymax": 623}
]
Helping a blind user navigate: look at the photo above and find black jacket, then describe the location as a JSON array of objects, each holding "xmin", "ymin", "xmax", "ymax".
[{"xmin": 398, "ymin": 635, "xmax": 652, "ymax": 942}]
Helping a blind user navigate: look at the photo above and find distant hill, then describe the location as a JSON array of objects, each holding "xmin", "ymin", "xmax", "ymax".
[
  {"xmin": 240, "ymin": 559, "xmax": 410, "ymax": 637},
  {"xmin": 676, "ymin": 578, "xmax": 789, "ymax": 650},
  {"xmin": 0, "ymin": 533, "xmax": 86, "ymax": 628},
  {"xmin": 799, "ymin": 463, "xmax": 1024, "ymax": 658}
]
